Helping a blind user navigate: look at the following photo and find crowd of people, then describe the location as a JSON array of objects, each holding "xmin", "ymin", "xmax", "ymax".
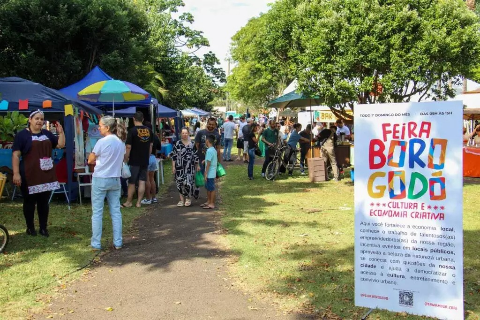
[{"xmin": 11, "ymin": 110, "xmax": 351, "ymax": 251}]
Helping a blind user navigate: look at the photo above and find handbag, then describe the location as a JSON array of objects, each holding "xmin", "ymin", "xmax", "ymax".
[
  {"xmin": 121, "ymin": 162, "xmax": 131, "ymax": 179},
  {"xmin": 216, "ymin": 163, "xmax": 226, "ymax": 178},
  {"xmin": 195, "ymin": 171, "xmax": 205, "ymax": 187},
  {"xmin": 254, "ymin": 145, "xmax": 262, "ymax": 157}
]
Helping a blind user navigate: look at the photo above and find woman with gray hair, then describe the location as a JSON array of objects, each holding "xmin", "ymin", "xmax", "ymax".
[{"xmin": 87, "ymin": 116, "xmax": 126, "ymax": 250}]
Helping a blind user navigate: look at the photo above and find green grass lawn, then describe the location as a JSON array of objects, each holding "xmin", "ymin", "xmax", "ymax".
[
  {"xmin": 218, "ymin": 164, "xmax": 480, "ymax": 319},
  {"xmin": 0, "ymin": 162, "xmax": 173, "ymax": 320}
]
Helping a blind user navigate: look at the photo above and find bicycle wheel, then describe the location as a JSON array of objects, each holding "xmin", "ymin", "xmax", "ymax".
[
  {"xmin": 266, "ymin": 160, "xmax": 278, "ymax": 181},
  {"xmin": 0, "ymin": 225, "xmax": 9, "ymax": 253}
]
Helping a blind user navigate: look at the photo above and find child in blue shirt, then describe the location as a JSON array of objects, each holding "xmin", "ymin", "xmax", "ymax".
[{"xmin": 203, "ymin": 135, "xmax": 218, "ymax": 209}]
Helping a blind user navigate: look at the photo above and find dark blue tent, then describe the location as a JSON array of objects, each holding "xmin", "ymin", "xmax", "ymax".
[
  {"xmin": 59, "ymin": 66, "xmax": 152, "ymax": 108},
  {"xmin": 107, "ymin": 106, "xmax": 137, "ymax": 117},
  {"xmin": 0, "ymin": 77, "xmax": 100, "ymax": 114},
  {"xmin": 0, "ymin": 77, "xmax": 102, "ymax": 204},
  {"xmin": 157, "ymin": 104, "xmax": 178, "ymax": 118}
]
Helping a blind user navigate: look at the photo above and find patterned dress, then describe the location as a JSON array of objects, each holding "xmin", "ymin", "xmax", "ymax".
[{"xmin": 170, "ymin": 140, "xmax": 199, "ymax": 198}]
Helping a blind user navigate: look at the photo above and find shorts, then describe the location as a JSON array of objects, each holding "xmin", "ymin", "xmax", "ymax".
[
  {"xmin": 243, "ymin": 141, "xmax": 249, "ymax": 153},
  {"xmin": 205, "ymin": 178, "xmax": 215, "ymax": 191},
  {"xmin": 148, "ymin": 155, "xmax": 158, "ymax": 172},
  {"xmin": 128, "ymin": 165, "xmax": 148, "ymax": 184}
]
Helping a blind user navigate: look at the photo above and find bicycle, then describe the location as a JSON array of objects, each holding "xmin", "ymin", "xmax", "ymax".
[
  {"xmin": 0, "ymin": 224, "xmax": 9, "ymax": 253},
  {"xmin": 265, "ymin": 144, "xmax": 299, "ymax": 180}
]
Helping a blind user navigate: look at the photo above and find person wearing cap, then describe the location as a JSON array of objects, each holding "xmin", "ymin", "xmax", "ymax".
[{"xmin": 12, "ymin": 110, "xmax": 65, "ymax": 237}]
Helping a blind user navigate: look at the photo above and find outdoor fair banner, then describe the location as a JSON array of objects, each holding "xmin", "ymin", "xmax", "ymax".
[{"xmin": 354, "ymin": 101, "xmax": 463, "ymax": 319}]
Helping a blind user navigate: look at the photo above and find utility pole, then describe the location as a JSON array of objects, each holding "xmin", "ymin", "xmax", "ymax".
[{"xmin": 226, "ymin": 58, "xmax": 231, "ymax": 112}]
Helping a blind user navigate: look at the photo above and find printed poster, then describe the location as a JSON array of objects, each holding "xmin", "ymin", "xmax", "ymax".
[{"xmin": 354, "ymin": 102, "xmax": 463, "ymax": 319}]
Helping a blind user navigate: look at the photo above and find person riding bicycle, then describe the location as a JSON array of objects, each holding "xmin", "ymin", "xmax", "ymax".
[
  {"xmin": 261, "ymin": 120, "xmax": 279, "ymax": 178},
  {"xmin": 317, "ymin": 125, "xmax": 340, "ymax": 181},
  {"xmin": 284, "ymin": 123, "xmax": 309, "ymax": 176}
]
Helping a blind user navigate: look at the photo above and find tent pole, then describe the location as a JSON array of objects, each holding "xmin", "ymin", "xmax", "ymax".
[
  {"xmin": 310, "ymin": 101, "xmax": 314, "ymax": 158},
  {"xmin": 65, "ymin": 115, "xmax": 74, "ymax": 204},
  {"xmin": 112, "ymin": 97, "xmax": 115, "ymax": 117}
]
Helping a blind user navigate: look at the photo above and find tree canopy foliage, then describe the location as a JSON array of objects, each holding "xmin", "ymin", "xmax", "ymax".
[
  {"xmin": 227, "ymin": 0, "xmax": 480, "ymax": 116},
  {"xmin": 0, "ymin": 0, "xmax": 224, "ymax": 110}
]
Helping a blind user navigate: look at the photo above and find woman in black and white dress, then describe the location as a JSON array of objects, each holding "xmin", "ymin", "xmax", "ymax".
[{"xmin": 170, "ymin": 128, "xmax": 199, "ymax": 207}]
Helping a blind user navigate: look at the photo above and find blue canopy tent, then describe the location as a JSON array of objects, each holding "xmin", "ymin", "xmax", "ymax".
[
  {"xmin": 191, "ymin": 107, "xmax": 209, "ymax": 117},
  {"xmin": 106, "ymin": 106, "xmax": 137, "ymax": 117},
  {"xmin": 157, "ymin": 104, "xmax": 177, "ymax": 118},
  {"xmin": 59, "ymin": 66, "xmax": 152, "ymax": 109},
  {"xmin": 0, "ymin": 77, "xmax": 102, "ymax": 203}
]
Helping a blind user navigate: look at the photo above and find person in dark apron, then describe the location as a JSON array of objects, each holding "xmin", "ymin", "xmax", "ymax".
[{"xmin": 12, "ymin": 110, "xmax": 65, "ymax": 237}]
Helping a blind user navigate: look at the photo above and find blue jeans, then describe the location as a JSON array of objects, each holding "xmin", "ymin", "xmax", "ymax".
[
  {"xmin": 248, "ymin": 148, "xmax": 256, "ymax": 178},
  {"xmin": 223, "ymin": 138, "xmax": 233, "ymax": 160},
  {"xmin": 91, "ymin": 177, "xmax": 122, "ymax": 249}
]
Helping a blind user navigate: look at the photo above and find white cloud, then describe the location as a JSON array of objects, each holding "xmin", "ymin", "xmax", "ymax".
[{"xmin": 179, "ymin": 0, "xmax": 272, "ymax": 73}]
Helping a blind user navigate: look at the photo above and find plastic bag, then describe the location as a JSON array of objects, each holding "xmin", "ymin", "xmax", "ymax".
[
  {"xmin": 195, "ymin": 171, "xmax": 205, "ymax": 187},
  {"xmin": 121, "ymin": 163, "xmax": 131, "ymax": 179},
  {"xmin": 216, "ymin": 163, "xmax": 226, "ymax": 177}
]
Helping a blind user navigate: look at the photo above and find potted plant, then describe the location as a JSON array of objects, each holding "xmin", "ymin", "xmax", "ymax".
[{"xmin": 0, "ymin": 111, "xmax": 28, "ymax": 147}]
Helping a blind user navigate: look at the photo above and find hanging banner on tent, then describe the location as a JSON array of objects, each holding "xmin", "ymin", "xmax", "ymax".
[
  {"xmin": 64, "ymin": 104, "xmax": 73, "ymax": 116},
  {"xmin": 0, "ymin": 100, "xmax": 8, "ymax": 110},
  {"xmin": 19, "ymin": 99, "xmax": 28, "ymax": 110},
  {"xmin": 354, "ymin": 101, "xmax": 463, "ymax": 319},
  {"xmin": 42, "ymin": 100, "xmax": 52, "ymax": 109}
]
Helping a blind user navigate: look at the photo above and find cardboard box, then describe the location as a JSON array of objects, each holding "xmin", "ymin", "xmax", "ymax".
[{"xmin": 307, "ymin": 157, "xmax": 326, "ymax": 182}]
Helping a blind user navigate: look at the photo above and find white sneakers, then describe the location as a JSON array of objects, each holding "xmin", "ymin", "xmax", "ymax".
[{"xmin": 141, "ymin": 199, "xmax": 152, "ymax": 205}]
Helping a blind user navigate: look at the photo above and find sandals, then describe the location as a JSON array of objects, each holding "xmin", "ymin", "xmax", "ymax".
[
  {"xmin": 185, "ymin": 199, "xmax": 191, "ymax": 207},
  {"xmin": 177, "ymin": 201, "xmax": 184, "ymax": 207}
]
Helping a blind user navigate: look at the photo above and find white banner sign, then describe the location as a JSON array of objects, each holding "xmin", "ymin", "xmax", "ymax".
[{"xmin": 354, "ymin": 102, "xmax": 463, "ymax": 319}]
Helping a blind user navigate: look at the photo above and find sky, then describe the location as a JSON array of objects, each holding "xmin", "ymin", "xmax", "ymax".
[{"xmin": 179, "ymin": 0, "xmax": 272, "ymax": 74}]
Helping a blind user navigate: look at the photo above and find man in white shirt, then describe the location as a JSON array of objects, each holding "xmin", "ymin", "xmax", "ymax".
[
  {"xmin": 335, "ymin": 119, "xmax": 351, "ymax": 140},
  {"xmin": 312, "ymin": 122, "xmax": 323, "ymax": 138},
  {"xmin": 222, "ymin": 115, "xmax": 236, "ymax": 161},
  {"xmin": 237, "ymin": 116, "xmax": 248, "ymax": 161}
]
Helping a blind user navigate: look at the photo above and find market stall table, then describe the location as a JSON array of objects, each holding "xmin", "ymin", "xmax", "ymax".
[{"xmin": 464, "ymin": 147, "xmax": 480, "ymax": 177}]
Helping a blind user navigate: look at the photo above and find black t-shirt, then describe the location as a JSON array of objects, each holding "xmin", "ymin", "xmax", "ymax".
[
  {"xmin": 299, "ymin": 130, "xmax": 311, "ymax": 152},
  {"xmin": 126, "ymin": 125, "xmax": 153, "ymax": 167},
  {"xmin": 151, "ymin": 134, "xmax": 161, "ymax": 156},
  {"xmin": 242, "ymin": 124, "xmax": 251, "ymax": 138},
  {"xmin": 318, "ymin": 129, "xmax": 336, "ymax": 147},
  {"xmin": 246, "ymin": 130, "xmax": 256, "ymax": 149},
  {"xmin": 194, "ymin": 128, "xmax": 220, "ymax": 161}
]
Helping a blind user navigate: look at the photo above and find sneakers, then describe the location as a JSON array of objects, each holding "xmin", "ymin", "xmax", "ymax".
[
  {"xmin": 152, "ymin": 197, "xmax": 158, "ymax": 203},
  {"xmin": 177, "ymin": 201, "xmax": 184, "ymax": 207},
  {"xmin": 140, "ymin": 199, "xmax": 152, "ymax": 205},
  {"xmin": 261, "ymin": 173, "xmax": 265, "ymax": 178},
  {"xmin": 300, "ymin": 171, "xmax": 306, "ymax": 175}
]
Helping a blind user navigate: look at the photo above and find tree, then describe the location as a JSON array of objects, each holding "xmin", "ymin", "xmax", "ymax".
[
  {"xmin": 294, "ymin": 0, "xmax": 480, "ymax": 118},
  {"xmin": 0, "ymin": 0, "xmax": 152, "ymax": 89},
  {"xmin": 141, "ymin": 0, "xmax": 225, "ymax": 110},
  {"xmin": 226, "ymin": 0, "xmax": 301, "ymax": 107}
]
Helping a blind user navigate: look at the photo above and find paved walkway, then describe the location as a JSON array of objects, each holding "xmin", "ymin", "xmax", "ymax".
[{"xmin": 34, "ymin": 171, "xmax": 304, "ymax": 319}]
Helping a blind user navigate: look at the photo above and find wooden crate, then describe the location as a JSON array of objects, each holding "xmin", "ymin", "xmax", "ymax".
[{"xmin": 307, "ymin": 157, "xmax": 326, "ymax": 182}]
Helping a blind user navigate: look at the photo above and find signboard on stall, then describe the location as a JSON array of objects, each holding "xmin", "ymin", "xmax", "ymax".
[
  {"xmin": 354, "ymin": 101, "xmax": 463, "ymax": 319},
  {"xmin": 314, "ymin": 110, "xmax": 353, "ymax": 123}
]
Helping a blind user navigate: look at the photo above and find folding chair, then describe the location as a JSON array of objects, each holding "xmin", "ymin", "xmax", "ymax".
[{"xmin": 49, "ymin": 182, "xmax": 71, "ymax": 210}]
